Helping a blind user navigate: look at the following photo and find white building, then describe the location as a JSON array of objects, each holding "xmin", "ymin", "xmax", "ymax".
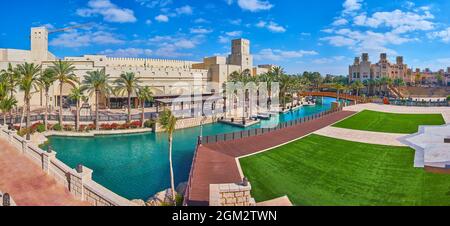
[{"xmin": 0, "ymin": 27, "xmax": 272, "ymax": 110}]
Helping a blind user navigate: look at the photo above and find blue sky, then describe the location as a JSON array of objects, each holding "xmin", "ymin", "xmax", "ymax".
[{"xmin": 1, "ymin": 0, "xmax": 450, "ymax": 75}]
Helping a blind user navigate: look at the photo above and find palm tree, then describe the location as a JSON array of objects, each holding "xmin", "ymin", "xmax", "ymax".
[
  {"xmin": 38, "ymin": 68, "xmax": 56, "ymax": 130},
  {"xmin": 351, "ymin": 80, "xmax": 365, "ymax": 97},
  {"xmin": 114, "ymin": 72, "xmax": 142, "ymax": 123},
  {"xmin": 48, "ymin": 60, "xmax": 78, "ymax": 127},
  {"xmin": 159, "ymin": 109, "xmax": 177, "ymax": 205},
  {"xmin": 0, "ymin": 96, "xmax": 17, "ymax": 126},
  {"xmin": 68, "ymin": 87, "xmax": 86, "ymax": 131},
  {"xmin": 16, "ymin": 63, "xmax": 41, "ymax": 140},
  {"xmin": 279, "ymin": 74, "xmax": 291, "ymax": 108},
  {"xmin": 81, "ymin": 69, "xmax": 113, "ymax": 130},
  {"xmin": 332, "ymin": 83, "xmax": 345, "ymax": 101},
  {"xmin": 1, "ymin": 63, "xmax": 19, "ymax": 97},
  {"xmin": 137, "ymin": 86, "xmax": 154, "ymax": 127}
]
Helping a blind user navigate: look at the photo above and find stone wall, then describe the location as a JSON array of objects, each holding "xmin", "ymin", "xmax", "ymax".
[
  {"xmin": 155, "ymin": 114, "xmax": 225, "ymax": 132},
  {"xmin": 209, "ymin": 183, "xmax": 256, "ymax": 206},
  {"xmin": 0, "ymin": 125, "xmax": 136, "ymax": 206}
]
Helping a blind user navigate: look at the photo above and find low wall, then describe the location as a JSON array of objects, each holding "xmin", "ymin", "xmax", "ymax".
[
  {"xmin": 155, "ymin": 115, "xmax": 224, "ymax": 132},
  {"xmin": 209, "ymin": 183, "xmax": 256, "ymax": 206},
  {"xmin": 0, "ymin": 125, "xmax": 135, "ymax": 206}
]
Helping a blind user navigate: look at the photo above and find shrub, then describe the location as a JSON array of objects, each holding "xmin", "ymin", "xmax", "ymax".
[
  {"xmin": 64, "ymin": 125, "xmax": 74, "ymax": 131},
  {"xmin": 36, "ymin": 124, "xmax": 46, "ymax": 133},
  {"xmin": 53, "ymin": 123, "xmax": 62, "ymax": 131},
  {"xmin": 79, "ymin": 125, "xmax": 87, "ymax": 132},
  {"xmin": 447, "ymin": 95, "xmax": 450, "ymax": 101},
  {"xmin": 144, "ymin": 119, "xmax": 155, "ymax": 128},
  {"xmin": 17, "ymin": 128, "xmax": 28, "ymax": 137},
  {"xmin": 87, "ymin": 124, "xmax": 96, "ymax": 131},
  {"xmin": 111, "ymin": 123, "xmax": 119, "ymax": 130},
  {"xmin": 130, "ymin": 121, "xmax": 142, "ymax": 129},
  {"xmin": 120, "ymin": 123, "xmax": 130, "ymax": 130}
]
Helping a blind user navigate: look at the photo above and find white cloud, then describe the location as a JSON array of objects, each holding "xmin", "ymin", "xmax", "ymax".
[
  {"xmin": 332, "ymin": 18, "xmax": 348, "ymax": 26},
  {"xmin": 218, "ymin": 36, "xmax": 230, "ymax": 44},
  {"xmin": 343, "ymin": 0, "xmax": 363, "ymax": 15},
  {"xmin": 254, "ymin": 48, "xmax": 318, "ymax": 61},
  {"xmin": 50, "ymin": 30, "xmax": 124, "ymax": 48},
  {"xmin": 145, "ymin": 19, "xmax": 152, "ymax": 25},
  {"xmin": 225, "ymin": 31, "xmax": 242, "ymax": 37},
  {"xmin": 353, "ymin": 10, "xmax": 434, "ymax": 34},
  {"xmin": 155, "ymin": 14, "xmax": 169, "ymax": 22},
  {"xmin": 190, "ymin": 28, "xmax": 213, "ymax": 34},
  {"xmin": 312, "ymin": 56, "xmax": 347, "ymax": 64},
  {"xmin": 77, "ymin": 0, "xmax": 137, "ymax": 23},
  {"xmin": 135, "ymin": 0, "xmax": 173, "ymax": 8},
  {"xmin": 236, "ymin": 0, "xmax": 273, "ymax": 12},
  {"xmin": 175, "ymin": 5, "xmax": 193, "ymax": 15},
  {"xmin": 256, "ymin": 21, "xmax": 286, "ymax": 33},
  {"xmin": 144, "ymin": 34, "xmax": 204, "ymax": 58},
  {"xmin": 428, "ymin": 27, "xmax": 450, "ymax": 42},
  {"xmin": 194, "ymin": 18, "xmax": 209, "ymax": 23}
]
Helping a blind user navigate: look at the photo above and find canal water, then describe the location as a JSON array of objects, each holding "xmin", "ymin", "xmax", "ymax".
[{"xmin": 49, "ymin": 97, "xmax": 337, "ymax": 200}]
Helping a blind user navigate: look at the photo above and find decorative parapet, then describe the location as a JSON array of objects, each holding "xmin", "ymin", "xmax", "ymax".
[
  {"xmin": 209, "ymin": 182, "xmax": 256, "ymax": 206},
  {"xmin": 0, "ymin": 125, "xmax": 136, "ymax": 206}
]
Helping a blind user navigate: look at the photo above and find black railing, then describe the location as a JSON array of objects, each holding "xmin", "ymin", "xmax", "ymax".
[
  {"xmin": 201, "ymin": 107, "xmax": 343, "ymax": 144},
  {"xmin": 0, "ymin": 112, "xmax": 157, "ymax": 125},
  {"xmin": 389, "ymin": 99, "xmax": 449, "ymax": 107}
]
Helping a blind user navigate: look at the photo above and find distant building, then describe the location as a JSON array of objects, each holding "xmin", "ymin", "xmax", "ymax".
[{"xmin": 349, "ymin": 53, "xmax": 410, "ymax": 83}]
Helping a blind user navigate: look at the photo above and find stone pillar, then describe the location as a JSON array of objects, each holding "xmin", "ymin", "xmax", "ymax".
[
  {"xmin": 69, "ymin": 165, "xmax": 93, "ymax": 201},
  {"xmin": 42, "ymin": 151, "xmax": 56, "ymax": 174},
  {"xmin": 21, "ymin": 139, "xmax": 29, "ymax": 155}
]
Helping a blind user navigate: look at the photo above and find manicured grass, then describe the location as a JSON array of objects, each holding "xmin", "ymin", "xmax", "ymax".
[
  {"xmin": 240, "ymin": 134, "xmax": 450, "ymax": 206},
  {"xmin": 333, "ymin": 110, "xmax": 445, "ymax": 134}
]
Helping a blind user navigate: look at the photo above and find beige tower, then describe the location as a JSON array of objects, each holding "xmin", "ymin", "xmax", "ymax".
[
  {"xmin": 31, "ymin": 27, "xmax": 49, "ymax": 62},
  {"xmin": 228, "ymin": 39, "xmax": 253, "ymax": 68}
]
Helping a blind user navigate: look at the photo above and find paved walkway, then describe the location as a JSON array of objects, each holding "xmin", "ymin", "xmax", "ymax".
[
  {"xmin": 314, "ymin": 126, "xmax": 408, "ymax": 147},
  {"xmin": 186, "ymin": 110, "xmax": 356, "ymax": 206},
  {"xmin": 0, "ymin": 138, "xmax": 88, "ymax": 206},
  {"xmin": 344, "ymin": 103, "xmax": 450, "ymax": 123}
]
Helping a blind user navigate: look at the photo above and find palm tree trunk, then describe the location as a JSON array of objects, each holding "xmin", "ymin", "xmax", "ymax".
[
  {"xmin": 169, "ymin": 135, "xmax": 176, "ymax": 205},
  {"xmin": 95, "ymin": 90, "xmax": 99, "ymax": 131},
  {"xmin": 76, "ymin": 101, "xmax": 80, "ymax": 131},
  {"xmin": 141, "ymin": 100, "xmax": 145, "ymax": 128},
  {"xmin": 128, "ymin": 92, "xmax": 132, "ymax": 123},
  {"xmin": 26, "ymin": 98, "xmax": 31, "ymax": 140},
  {"xmin": 19, "ymin": 98, "xmax": 25, "ymax": 130},
  {"xmin": 59, "ymin": 83, "xmax": 63, "ymax": 126},
  {"xmin": 44, "ymin": 92, "xmax": 49, "ymax": 130}
]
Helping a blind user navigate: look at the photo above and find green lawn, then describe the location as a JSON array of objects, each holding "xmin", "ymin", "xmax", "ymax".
[
  {"xmin": 332, "ymin": 110, "xmax": 445, "ymax": 134},
  {"xmin": 240, "ymin": 134, "xmax": 450, "ymax": 206}
]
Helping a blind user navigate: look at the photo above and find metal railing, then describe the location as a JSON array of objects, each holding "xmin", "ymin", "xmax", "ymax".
[
  {"xmin": 200, "ymin": 107, "xmax": 343, "ymax": 145},
  {"xmin": 389, "ymin": 99, "xmax": 449, "ymax": 107},
  {"xmin": 0, "ymin": 112, "xmax": 156, "ymax": 125}
]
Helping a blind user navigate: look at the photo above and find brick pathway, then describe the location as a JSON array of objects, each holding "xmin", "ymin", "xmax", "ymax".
[
  {"xmin": 0, "ymin": 138, "xmax": 89, "ymax": 206},
  {"xmin": 186, "ymin": 110, "xmax": 356, "ymax": 206}
]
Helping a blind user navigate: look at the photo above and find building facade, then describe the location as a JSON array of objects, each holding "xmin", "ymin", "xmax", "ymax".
[
  {"xmin": 0, "ymin": 27, "xmax": 272, "ymax": 110},
  {"xmin": 349, "ymin": 53, "xmax": 411, "ymax": 83}
]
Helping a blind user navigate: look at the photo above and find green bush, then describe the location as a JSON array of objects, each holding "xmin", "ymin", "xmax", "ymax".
[
  {"xmin": 36, "ymin": 124, "xmax": 46, "ymax": 133},
  {"xmin": 53, "ymin": 123, "xmax": 62, "ymax": 131},
  {"xmin": 17, "ymin": 128, "xmax": 28, "ymax": 137},
  {"xmin": 447, "ymin": 95, "xmax": 450, "ymax": 101},
  {"xmin": 144, "ymin": 119, "xmax": 155, "ymax": 129}
]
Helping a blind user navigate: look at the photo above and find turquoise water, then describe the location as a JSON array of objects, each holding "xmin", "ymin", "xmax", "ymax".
[{"xmin": 49, "ymin": 97, "xmax": 337, "ymax": 200}]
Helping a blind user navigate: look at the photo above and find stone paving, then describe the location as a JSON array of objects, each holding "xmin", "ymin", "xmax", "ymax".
[
  {"xmin": 314, "ymin": 126, "xmax": 408, "ymax": 147},
  {"xmin": 344, "ymin": 103, "xmax": 450, "ymax": 123},
  {"xmin": 0, "ymin": 138, "xmax": 89, "ymax": 206}
]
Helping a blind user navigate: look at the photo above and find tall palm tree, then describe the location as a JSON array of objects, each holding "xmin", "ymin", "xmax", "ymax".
[
  {"xmin": 48, "ymin": 60, "xmax": 78, "ymax": 127},
  {"xmin": 0, "ymin": 96, "xmax": 17, "ymax": 126},
  {"xmin": 38, "ymin": 68, "xmax": 57, "ymax": 130},
  {"xmin": 114, "ymin": 72, "xmax": 142, "ymax": 123},
  {"xmin": 1, "ymin": 63, "xmax": 19, "ymax": 97},
  {"xmin": 16, "ymin": 63, "xmax": 41, "ymax": 140},
  {"xmin": 137, "ymin": 86, "xmax": 154, "ymax": 127},
  {"xmin": 159, "ymin": 109, "xmax": 177, "ymax": 205},
  {"xmin": 351, "ymin": 80, "xmax": 365, "ymax": 97},
  {"xmin": 81, "ymin": 69, "xmax": 112, "ymax": 130},
  {"xmin": 278, "ymin": 74, "xmax": 291, "ymax": 108},
  {"xmin": 68, "ymin": 87, "xmax": 86, "ymax": 131},
  {"xmin": 332, "ymin": 83, "xmax": 345, "ymax": 101}
]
